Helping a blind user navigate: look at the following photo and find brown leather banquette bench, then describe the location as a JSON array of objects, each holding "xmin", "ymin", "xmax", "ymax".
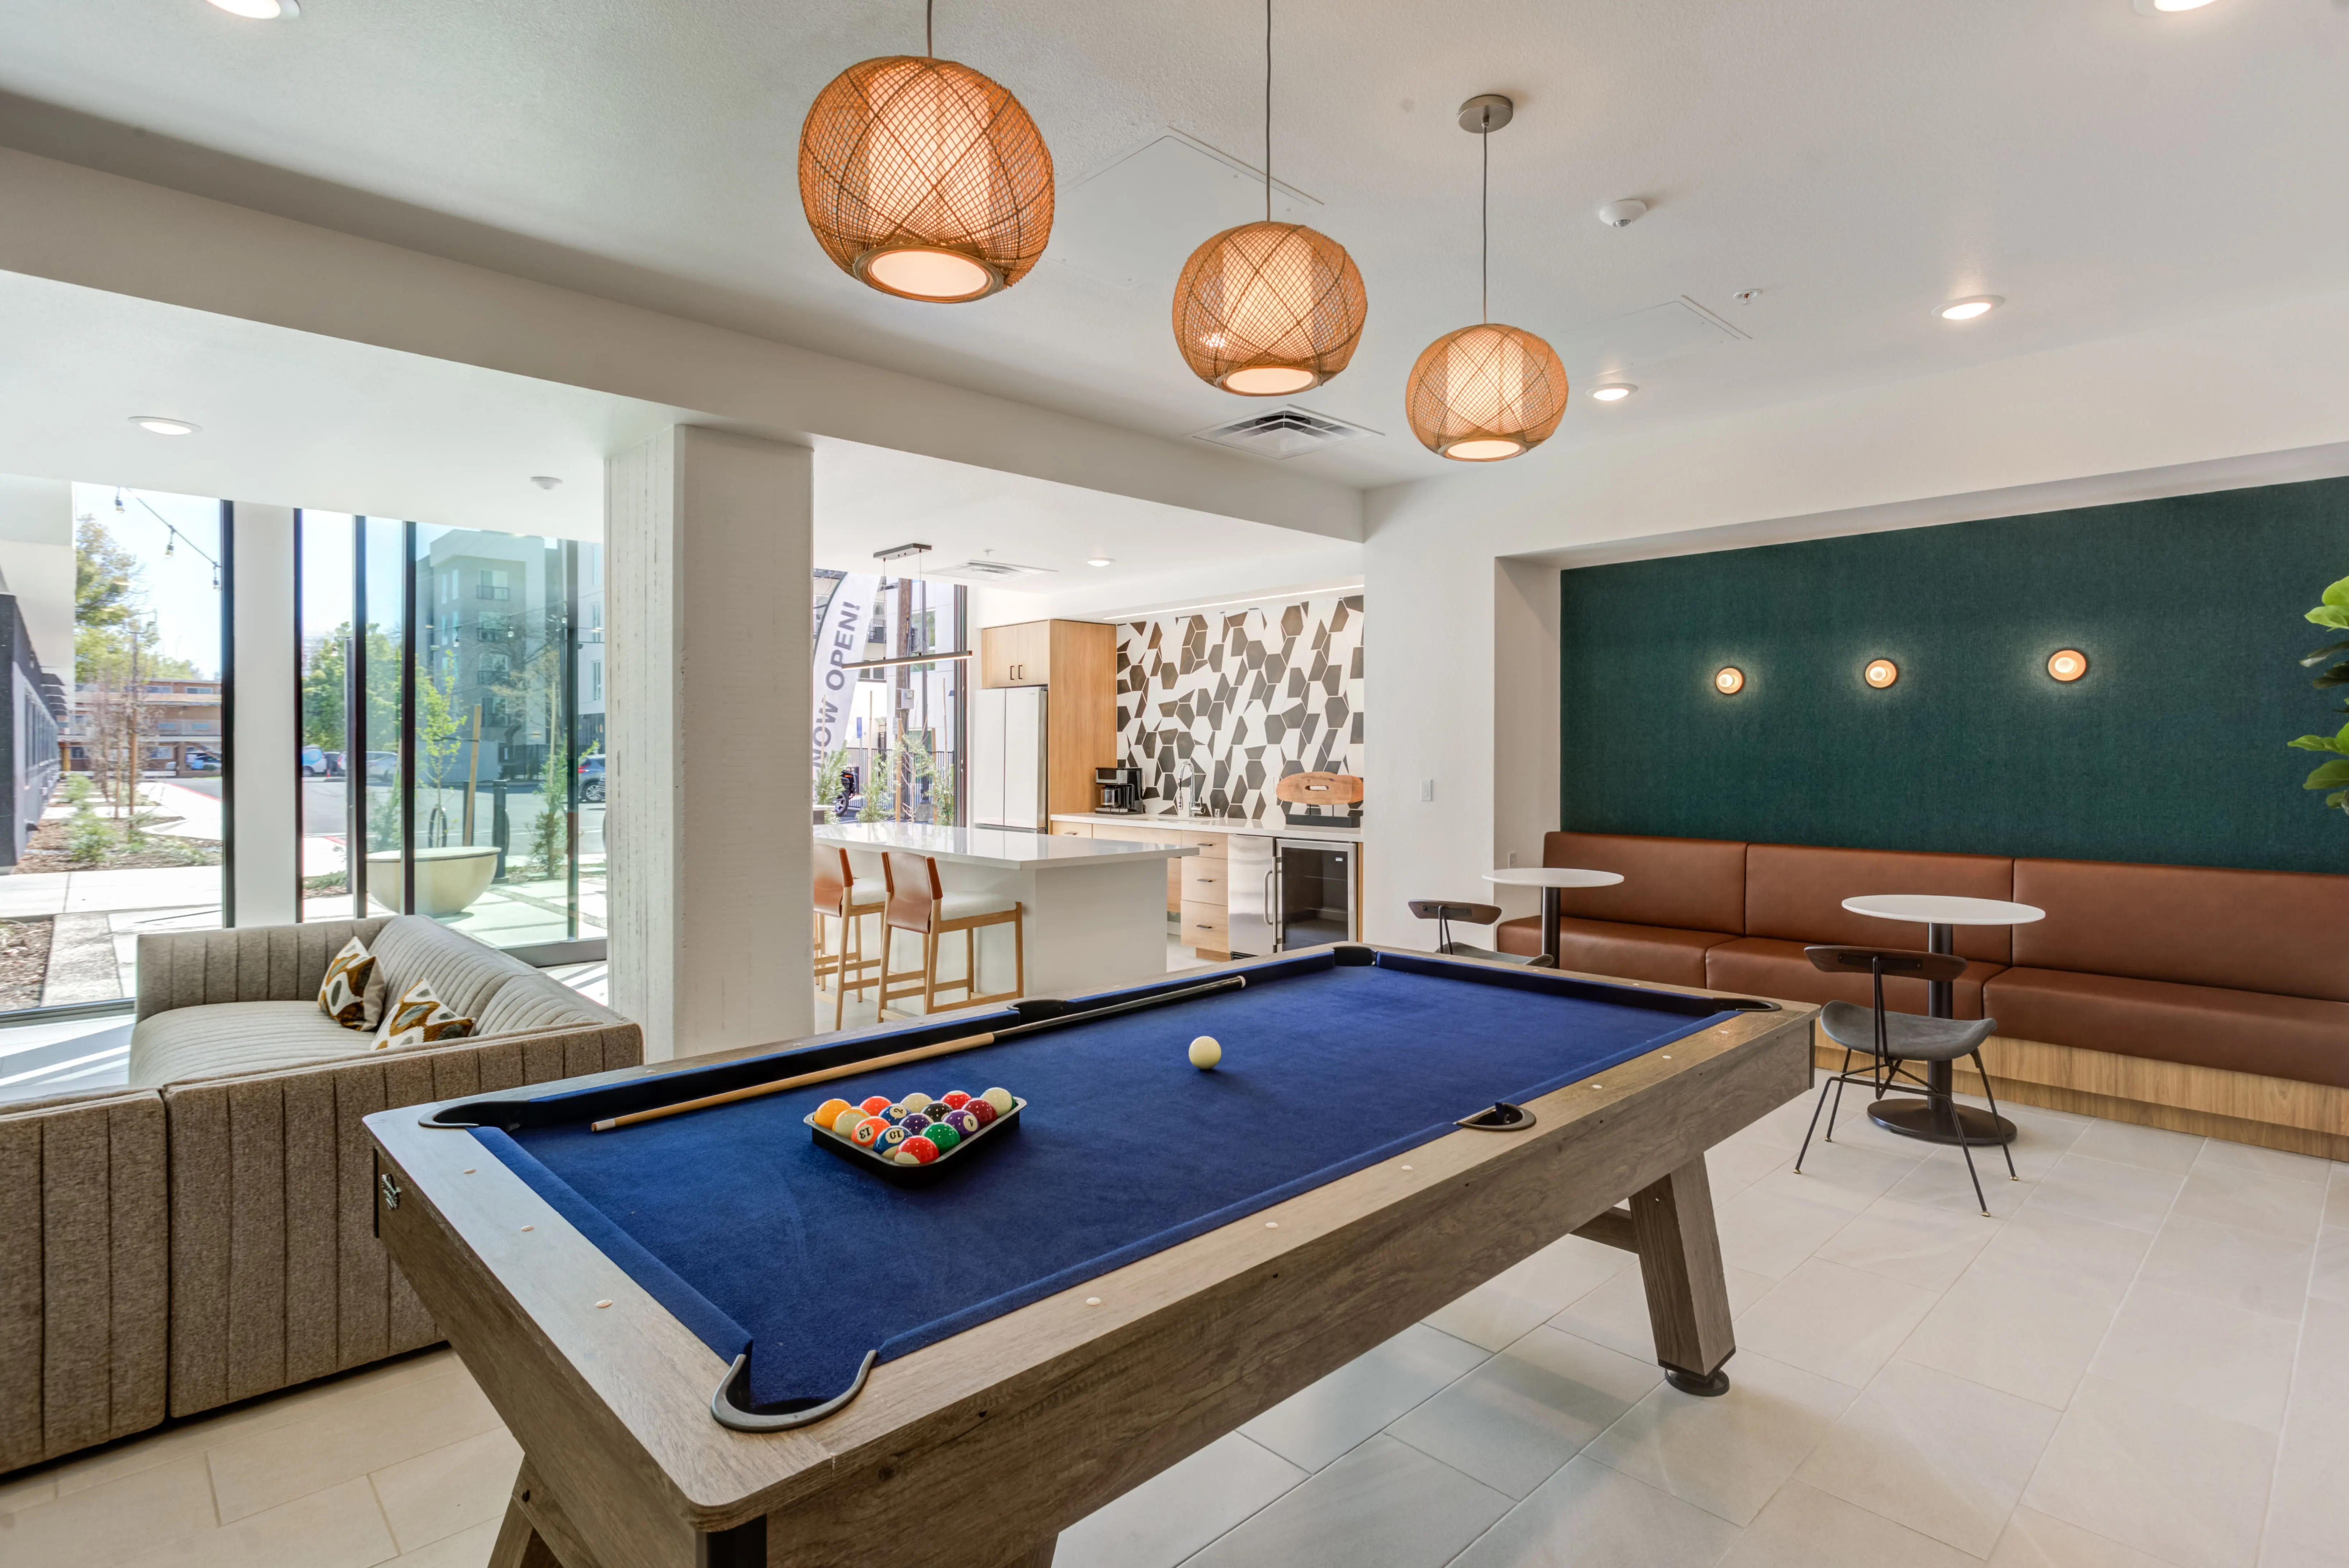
[{"xmin": 1495, "ymin": 831, "xmax": 2349, "ymax": 1159}]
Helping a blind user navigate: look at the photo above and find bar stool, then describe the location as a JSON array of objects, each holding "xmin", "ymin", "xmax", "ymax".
[
  {"xmin": 1795, "ymin": 944, "xmax": 2016, "ymax": 1215},
  {"xmin": 877, "ymin": 851, "xmax": 1024, "ymax": 1016},
  {"xmin": 812, "ymin": 847, "xmax": 885, "ymax": 1030}
]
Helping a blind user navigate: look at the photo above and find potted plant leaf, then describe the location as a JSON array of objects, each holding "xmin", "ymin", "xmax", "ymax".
[{"xmin": 2288, "ymin": 573, "xmax": 2349, "ymax": 816}]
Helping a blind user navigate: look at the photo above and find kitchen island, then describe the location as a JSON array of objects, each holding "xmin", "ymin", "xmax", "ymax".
[
  {"xmin": 814, "ymin": 822, "xmax": 1194, "ymax": 1011},
  {"xmin": 1051, "ymin": 811, "xmax": 1365, "ymax": 961}
]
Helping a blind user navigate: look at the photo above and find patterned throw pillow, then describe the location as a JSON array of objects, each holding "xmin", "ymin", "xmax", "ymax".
[
  {"xmin": 317, "ymin": 938, "xmax": 377, "ymax": 1029},
  {"xmin": 372, "ymin": 978, "xmax": 474, "ymax": 1051}
]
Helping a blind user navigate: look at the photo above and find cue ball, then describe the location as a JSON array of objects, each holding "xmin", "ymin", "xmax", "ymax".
[{"xmin": 1188, "ymin": 1036, "xmax": 1222, "ymax": 1070}]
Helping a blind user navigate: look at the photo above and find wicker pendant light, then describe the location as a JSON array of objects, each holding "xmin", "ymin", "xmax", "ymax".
[
  {"xmin": 1404, "ymin": 97, "xmax": 1567, "ymax": 461},
  {"xmin": 799, "ymin": 2, "xmax": 1054, "ymax": 303},
  {"xmin": 1171, "ymin": 0, "xmax": 1368, "ymax": 394}
]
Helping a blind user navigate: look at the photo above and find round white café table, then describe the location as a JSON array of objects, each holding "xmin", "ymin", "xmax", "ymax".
[
  {"xmin": 1840, "ymin": 893, "xmax": 2045, "ymax": 1148},
  {"xmin": 1485, "ymin": 868, "xmax": 1626, "ymax": 966}
]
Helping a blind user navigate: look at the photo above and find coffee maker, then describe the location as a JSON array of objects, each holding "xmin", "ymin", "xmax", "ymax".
[{"xmin": 1095, "ymin": 765, "xmax": 1141, "ymax": 814}]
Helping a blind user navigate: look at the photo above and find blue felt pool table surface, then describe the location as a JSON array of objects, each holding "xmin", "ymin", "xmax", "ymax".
[{"xmin": 470, "ymin": 949, "xmax": 1739, "ymax": 1413}]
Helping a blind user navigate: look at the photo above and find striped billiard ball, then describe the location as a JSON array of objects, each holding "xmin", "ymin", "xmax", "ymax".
[
  {"xmin": 873, "ymin": 1123, "xmax": 910, "ymax": 1156},
  {"xmin": 980, "ymin": 1088, "xmax": 1015, "ymax": 1117},
  {"xmin": 943, "ymin": 1109, "xmax": 979, "ymax": 1137},
  {"xmin": 850, "ymin": 1117, "xmax": 888, "ymax": 1150},
  {"xmin": 829, "ymin": 1104, "xmax": 868, "ymax": 1137},
  {"xmin": 900, "ymin": 1136, "xmax": 941, "ymax": 1165},
  {"xmin": 814, "ymin": 1098, "xmax": 852, "ymax": 1128}
]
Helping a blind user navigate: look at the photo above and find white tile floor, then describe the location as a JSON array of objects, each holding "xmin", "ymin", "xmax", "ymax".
[{"xmin": 8, "ymin": 1080, "xmax": 2347, "ymax": 1568}]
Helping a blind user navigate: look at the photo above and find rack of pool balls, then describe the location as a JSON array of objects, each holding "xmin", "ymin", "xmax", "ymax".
[{"xmin": 805, "ymin": 1087, "xmax": 1022, "ymax": 1174}]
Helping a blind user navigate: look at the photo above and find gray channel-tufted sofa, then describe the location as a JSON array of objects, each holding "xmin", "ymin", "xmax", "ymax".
[{"xmin": 0, "ymin": 916, "xmax": 642, "ymax": 1472}]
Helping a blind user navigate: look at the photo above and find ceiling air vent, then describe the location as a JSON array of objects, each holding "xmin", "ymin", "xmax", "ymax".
[
  {"xmin": 1191, "ymin": 407, "xmax": 1377, "ymax": 460},
  {"xmin": 925, "ymin": 558, "xmax": 1059, "ymax": 582}
]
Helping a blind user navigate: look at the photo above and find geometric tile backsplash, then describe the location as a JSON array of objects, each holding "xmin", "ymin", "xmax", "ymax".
[{"xmin": 1116, "ymin": 593, "xmax": 1364, "ymax": 823}]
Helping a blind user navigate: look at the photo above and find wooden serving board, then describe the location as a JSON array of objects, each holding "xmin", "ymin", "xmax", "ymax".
[{"xmin": 1275, "ymin": 771, "xmax": 1364, "ymax": 805}]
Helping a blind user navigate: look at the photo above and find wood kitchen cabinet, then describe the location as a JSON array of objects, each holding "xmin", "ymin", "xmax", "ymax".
[
  {"xmin": 978, "ymin": 621, "xmax": 1052, "ymax": 688},
  {"xmin": 978, "ymin": 619, "xmax": 1116, "ymax": 818}
]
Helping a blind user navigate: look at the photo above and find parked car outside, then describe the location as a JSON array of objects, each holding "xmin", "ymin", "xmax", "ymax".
[
  {"xmin": 299, "ymin": 745, "xmax": 345, "ymax": 777},
  {"xmin": 183, "ymin": 749, "xmax": 222, "ymax": 773},
  {"xmin": 577, "ymin": 753, "xmax": 605, "ymax": 803},
  {"xmin": 366, "ymin": 751, "xmax": 399, "ymax": 785}
]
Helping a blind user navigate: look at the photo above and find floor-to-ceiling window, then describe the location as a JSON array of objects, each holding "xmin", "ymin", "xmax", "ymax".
[
  {"xmin": 812, "ymin": 571, "xmax": 965, "ymax": 825},
  {"xmin": 297, "ymin": 516, "xmax": 602, "ymax": 952},
  {"xmin": 0, "ymin": 484, "xmax": 226, "ymax": 1025}
]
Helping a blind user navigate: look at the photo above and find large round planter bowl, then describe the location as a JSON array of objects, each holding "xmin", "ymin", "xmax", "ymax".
[{"xmin": 365, "ymin": 846, "xmax": 502, "ymax": 918}]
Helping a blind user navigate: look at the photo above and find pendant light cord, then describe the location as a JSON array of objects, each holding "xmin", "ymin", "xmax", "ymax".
[
  {"xmin": 1480, "ymin": 105, "xmax": 1490, "ymax": 322},
  {"xmin": 1264, "ymin": 0, "xmax": 1273, "ymax": 222},
  {"xmin": 926, "ymin": 0, "xmax": 934, "ymax": 56}
]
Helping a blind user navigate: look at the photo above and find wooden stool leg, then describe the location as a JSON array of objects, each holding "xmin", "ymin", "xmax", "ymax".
[
  {"xmin": 922, "ymin": 930, "xmax": 939, "ymax": 1013},
  {"xmin": 832, "ymin": 909, "xmax": 851, "ymax": 1031},
  {"xmin": 966, "ymin": 926, "xmax": 978, "ymax": 999}
]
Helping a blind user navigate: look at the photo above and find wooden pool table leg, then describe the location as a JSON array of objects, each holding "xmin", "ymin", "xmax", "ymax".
[
  {"xmin": 1629, "ymin": 1154, "xmax": 1737, "ymax": 1397},
  {"xmin": 489, "ymin": 1463, "xmax": 605, "ymax": 1568}
]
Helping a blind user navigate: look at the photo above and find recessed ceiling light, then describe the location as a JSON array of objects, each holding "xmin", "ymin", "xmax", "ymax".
[
  {"xmin": 1589, "ymin": 383, "xmax": 1637, "ymax": 403},
  {"xmin": 1714, "ymin": 666, "xmax": 1744, "ymax": 695},
  {"xmin": 206, "ymin": 0, "xmax": 300, "ymax": 17},
  {"xmin": 2047, "ymin": 649, "xmax": 2089, "ymax": 682},
  {"xmin": 1937, "ymin": 295, "xmax": 2002, "ymax": 322},
  {"xmin": 530, "ymin": 475, "xmax": 562, "ymax": 491},
  {"xmin": 130, "ymin": 416, "xmax": 199, "ymax": 436},
  {"xmin": 2133, "ymin": 0, "xmax": 2216, "ymax": 12},
  {"xmin": 1086, "ymin": 557, "xmax": 1113, "ymax": 568},
  {"xmin": 1864, "ymin": 658, "xmax": 1899, "ymax": 689}
]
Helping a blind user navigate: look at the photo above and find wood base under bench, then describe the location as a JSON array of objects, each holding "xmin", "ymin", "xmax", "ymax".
[{"xmin": 1811, "ymin": 1029, "xmax": 2349, "ymax": 1162}]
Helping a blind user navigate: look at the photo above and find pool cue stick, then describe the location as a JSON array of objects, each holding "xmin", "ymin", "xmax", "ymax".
[{"xmin": 590, "ymin": 974, "xmax": 1250, "ymax": 1132}]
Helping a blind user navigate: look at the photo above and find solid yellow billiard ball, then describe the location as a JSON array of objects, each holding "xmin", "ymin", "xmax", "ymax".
[{"xmin": 1189, "ymin": 1036, "xmax": 1222, "ymax": 1070}]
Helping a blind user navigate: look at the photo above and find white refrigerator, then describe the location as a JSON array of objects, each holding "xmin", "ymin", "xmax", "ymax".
[{"xmin": 970, "ymin": 686, "xmax": 1049, "ymax": 832}]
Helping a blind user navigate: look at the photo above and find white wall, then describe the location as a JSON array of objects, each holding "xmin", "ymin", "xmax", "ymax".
[
  {"xmin": 1362, "ymin": 284, "xmax": 2349, "ymax": 944},
  {"xmin": 607, "ymin": 426, "xmax": 813, "ymax": 1059}
]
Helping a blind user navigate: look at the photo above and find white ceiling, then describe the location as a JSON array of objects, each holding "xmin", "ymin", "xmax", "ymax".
[
  {"xmin": 3, "ymin": 0, "xmax": 2342, "ymax": 491},
  {"xmin": 0, "ymin": 264, "xmax": 1348, "ymax": 599},
  {"xmin": 812, "ymin": 439, "xmax": 1361, "ymax": 619},
  {"xmin": 0, "ymin": 267, "xmax": 691, "ymax": 538}
]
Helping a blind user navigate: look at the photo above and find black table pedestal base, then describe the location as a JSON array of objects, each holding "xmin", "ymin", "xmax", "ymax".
[{"xmin": 1867, "ymin": 1098, "xmax": 2016, "ymax": 1147}]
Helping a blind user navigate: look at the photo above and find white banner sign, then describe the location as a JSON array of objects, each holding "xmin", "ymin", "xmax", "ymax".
[{"xmin": 812, "ymin": 572, "xmax": 877, "ymax": 769}]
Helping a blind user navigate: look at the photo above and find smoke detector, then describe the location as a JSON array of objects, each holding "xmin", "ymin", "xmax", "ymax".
[
  {"xmin": 1596, "ymin": 199, "xmax": 1649, "ymax": 228},
  {"xmin": 1191, "ymin": 406, "xmax": 1378, "ymax": 460}
]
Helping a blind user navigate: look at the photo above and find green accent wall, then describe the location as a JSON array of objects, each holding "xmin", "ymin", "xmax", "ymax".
[{"xmin": 1559, "ymin": 476, "xmax": 2349, "ymax": 873}]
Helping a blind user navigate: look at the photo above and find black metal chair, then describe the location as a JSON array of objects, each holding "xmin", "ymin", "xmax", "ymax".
[
  {"xmin": 1407, "ymin": 900, "xmax": 1556, "ymax": 967},
  {"xmin": 1796, "ymin": 944, "xmax": 2016, "ymax": 1215}
]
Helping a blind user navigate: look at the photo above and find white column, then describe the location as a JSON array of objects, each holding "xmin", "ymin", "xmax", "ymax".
[
  {"xmin": 229, "ymin": 502, "xmax": 298, "ymax": 927},
  {"xmin": 607, "ymin": 427, "xmax": 812, "ymax": 1061}
]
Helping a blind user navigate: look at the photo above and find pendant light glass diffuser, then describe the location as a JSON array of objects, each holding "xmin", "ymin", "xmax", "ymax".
[
  {"xmin": 1405, "ymin": 97, "xmax": 1566, "ymax": 460},
  {"xmin": 799, "ymin": 5, "xmax": 1054, "ymax": 302},
  {"xmin": 1172, "ymin": 0, "xmax": 1367, "ymax": 394}
]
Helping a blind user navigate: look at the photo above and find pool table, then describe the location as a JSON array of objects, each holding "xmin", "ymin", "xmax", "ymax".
[{"xmin": 367, "ymin": 945, "xmax": 1812, "ymax": 1568}]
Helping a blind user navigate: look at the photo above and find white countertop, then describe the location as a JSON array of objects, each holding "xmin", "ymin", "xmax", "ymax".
[
  {"xmin": 1050, "ymin": 811, "xmax": 1365, "ymax": 845},
  {"xmin": 817, "ymin": 821, "xmax": 1196, "ymax": 869}
]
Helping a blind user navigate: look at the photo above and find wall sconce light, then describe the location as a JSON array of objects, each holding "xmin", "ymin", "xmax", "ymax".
[
  {"xmin": 2047, "ymin": 649, "xmax": 2088, "ymax": 682},
  {"xmin": 1713, "ymin": 667, "xmax": 1744, "ymax": 695},
  {"xmin": 1863, "ymin": 659, "xmax": 1899, "ymax": 689}
]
